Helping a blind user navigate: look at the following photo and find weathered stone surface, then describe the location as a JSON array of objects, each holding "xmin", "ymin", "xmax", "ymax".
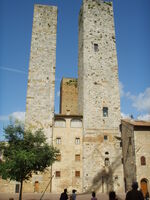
[
  {"xmin": 52, "ymin": 115, "xmax": 83, "ymax": 193},
  {"xmin": 25, "ymin": 5, "xmax": 57, "ymax": 145},
  {"xmin": 78, "ymin": 0, "xmax": 124, "ymax": 193},
  {"xmin": 121, "ymin": 119, "xmax": 150, "ymax": 194},
  {"xmin": 60, "ymin": 78, "xmax": 78, "ymax": 115}
]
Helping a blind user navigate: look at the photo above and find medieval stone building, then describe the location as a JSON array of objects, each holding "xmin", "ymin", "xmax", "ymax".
[{"xmin": 0, "ymin": 0, "xmax": 149, "ymax": 196}]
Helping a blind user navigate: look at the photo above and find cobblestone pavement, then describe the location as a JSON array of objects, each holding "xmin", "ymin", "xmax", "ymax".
[{"xmin": 0, "ymin": 193, "xmax": 125, "ymax": 200}]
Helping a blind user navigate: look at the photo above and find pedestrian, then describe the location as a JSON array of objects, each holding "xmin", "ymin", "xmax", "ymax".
[
  {"xmin": 125, "ymin": 182, "xmax": 144, "ymax": 200},
  {"xmin": 91, "ymin": 191, "xmax": 97, "ymax": 200},
  {"xmin": 60, "ymin": 188, "xmax": 68, "ymax": 200},
  {"xmin": 109, "ymin": 191, "xmax": 117, "ymax": 200},
  {"xmin": 145, "ymin": 192, "xmax": 149, "ymax": 200},
  {"xmin": 70, "ymin": 189, "xmax": 77, "ymax": 200}
]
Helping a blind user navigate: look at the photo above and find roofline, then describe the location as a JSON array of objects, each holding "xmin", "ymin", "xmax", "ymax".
[
  {"xmin": 121, "ymin": 119, "xmax": 150, "ymax": 127},
  {"xmin": 54, "ymin": 114, "xmax": 83, "ymax": 118}
]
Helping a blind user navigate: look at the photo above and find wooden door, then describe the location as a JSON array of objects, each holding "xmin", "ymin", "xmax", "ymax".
[
  {"xmin": 140, "ymin": 179, "xmax": 148, "ymax": 197},
  {"xmin": 34, "ymin": 181, "xmax": 39, "ymax": 193}
]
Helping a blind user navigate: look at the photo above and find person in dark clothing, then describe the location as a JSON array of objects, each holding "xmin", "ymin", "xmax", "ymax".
[
  {"xmin": 109, "ymin": 191, "xmax": 117, "ymax": 200},
  {"xmin": 125, "ymin": 182, "xmax": 144, "ymax": 200},
  {"xmin": 60, "ymin": 188, "xmax": 68, "ymax": 200}
]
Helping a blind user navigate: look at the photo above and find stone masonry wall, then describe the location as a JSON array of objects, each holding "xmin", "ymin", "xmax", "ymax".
[
  {"xmin": 78, "ymin": 0, "xmax": 121, "ymax": 130},
  {"xmin": 121, "ymin": 122, "xmax": 136, "ymax": 191},
  {"xmin": 78, "ymin": 0, "xmax": 124, "ymax": 192},
  {"xmin": 25, "ymin": 5, "xmax": 57, "ymax": 144},
  {"xmin": 60, "ymin": 78, "xmax": 78, "ymax": 115}
]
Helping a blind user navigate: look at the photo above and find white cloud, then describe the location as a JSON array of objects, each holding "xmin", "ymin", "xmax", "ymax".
[
  {"xmin": 9, "ymin": 112, "xmax": 25, "ymax": 122},
  {"xmin": 137, "ymin": 114, "xmax": 150, "ymax": 121},
  {"xmin": 131, "ymin": 88, "xmax": 150, "ymax": 113},
  {"xmin": 121, "ymin": 112, "xmax": 130, "ymax": 119},
  {"xmin": 57, "ymin": 91, "xmax": 60, "ymax": 97},
  {"xmin": 119, "ymin": 81, "xmax": 124, "ymax": 98},
  {"xmin": 0, "ymin": 112, "xmax": 25, "ymax": 123}
]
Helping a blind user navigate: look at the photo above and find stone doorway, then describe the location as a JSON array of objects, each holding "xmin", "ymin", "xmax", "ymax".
[{"xmin": 140, "ymin": 178, "xmax": 148, "ymax": 197}]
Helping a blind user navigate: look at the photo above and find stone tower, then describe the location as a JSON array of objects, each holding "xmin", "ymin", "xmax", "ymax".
[
  {"xmin": 78, "ymin": 0, "xmax": 124, "ymax": 192},
  {"xmin": 25, "ymin": 5, "xmax": 57, "ymax": 144},
  {"xmin": 60, "ymin": 78, "xmax": 78, "ymax": 115}
]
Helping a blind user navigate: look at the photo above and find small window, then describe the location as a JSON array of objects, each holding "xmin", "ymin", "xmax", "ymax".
[
  {"xmin": 103, "ymin": 107, "xmax": 108, "ymax": 117},
  {"xmin": 56, "ymin": 137, "xmax": 61, "ymax": 144},
  {"xmin": 141, "ymin": 156, "xmax": 146, "ymax": 166},
  {"xmin": 75, "ymin": 171, "xmax": 80, "ymax": 177},
  {"xmin": 104, "ymin": 135, "xmax": 108, "ymax": 140},
  {"xmin": 15, "ymin": 184, "xmax": 20, "ymax": 193},
  {"xmin": 75, "ymin": 138, "xmax": 80, "ymax": 145},
  {"xmin": 94, "ymin": 43, "xmax": 99, "ymax": 52},
  {"xmin": 75, "ymin": 154, "xmax": 80, "ymax": 161},
  {"xmin": 105, "ymin": 158, "xmax": 110, "ymax": 166},
  {"xmin": 120, "ymin": 141, "xmax": 122, "ymax": 147},
  {"xmin": 56, "ymin": 171, "xmax": 61, "ymax": 177},
  {"xmin": 129, "ymin": 137, "xmax": 132, "ymax": 145},
  {"xmin": 56, "ymin": 154, "xmax": 61, "ymax": 161},
  {"xmin": 105, "ymin": 152, "xmax": 109, "ymax": 155}
]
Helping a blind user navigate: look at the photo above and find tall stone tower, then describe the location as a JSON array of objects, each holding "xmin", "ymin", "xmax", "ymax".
[
  {"xmin": 78, "ymin": 0, "xmax": 124, "ymax": 192},
  {"xmin": 25, "ymin": 5, "xmax": 57, "ymax": 144}
]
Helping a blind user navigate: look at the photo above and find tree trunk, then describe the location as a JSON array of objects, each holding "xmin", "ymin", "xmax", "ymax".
[{"xmin": 19, "ymin": 180, "xmax": 23, "ymax": 200}]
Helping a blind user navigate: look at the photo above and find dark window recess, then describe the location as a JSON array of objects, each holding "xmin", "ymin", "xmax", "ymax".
[
  {"xmin": 103, "ymin": 107, "xmax": 108, "ymax": 117},
  {"xmin": 105, "ymin": 158, "xmax": 110, "ymax": 166},
  {"xmin": 141, "ymin": 156, "xmax": 146, "ymax": 166},
  {"xmin": 15, "ymin": 184, "xmax": 20, "ymax": 193},
  {"xmin": 94, "ymin": 43, "xmax": 99, "ymax": 52},
  {"xmin": 129, "ymin": 137, "xmax": 132, "ymax": 145},
  {"xmin": 104, "ymin": 135, "xmax": 108, "ymax": 140},
  {"xmin": 105, "ymin": 152, "xmax": 109, "ymax": 155},
  {"xmin": 75, "ymin": 171, "xmax": 80, "ymax": 177},
  {"xmin": 56, "ymin": 171, "xmax": 61, "ymax": 177},
  {"xmin": 120, "ymin": 141, "xmax": 122, "ymax": 147}
]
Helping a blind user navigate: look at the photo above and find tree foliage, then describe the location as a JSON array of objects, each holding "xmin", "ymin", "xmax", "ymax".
[{"xmin": 0, "ymin": 124, "xmax": 59, "ymax": 200}]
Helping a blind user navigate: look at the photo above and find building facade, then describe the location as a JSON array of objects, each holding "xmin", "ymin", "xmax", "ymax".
[
  {"xmin": 78, "ymin": 0, "xmax": 124, "ymax": 193},
  {"xmin": 25, "ymin": 4, "xmax": 57, "ymax": 144},
  {"xmin": 121, "ymin": 119, "xmax": 150, "ymax": 197},
  {"xmin": 2, "ymin": 0, "xmax": 149, "ymax": 195}
]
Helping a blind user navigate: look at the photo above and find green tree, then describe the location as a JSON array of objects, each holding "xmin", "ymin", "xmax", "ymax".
[{"xmin": 0, "ymin": 124, "xmax": 59, "ymax": 200}]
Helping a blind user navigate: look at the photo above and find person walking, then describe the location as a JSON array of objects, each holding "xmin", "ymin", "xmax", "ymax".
[
  {"xmin": 70, "ymin": 189, "xmax": 77, "ymax": 200},
  {"xmin": 109, "ymin": 191, "xmax": 117, "ymax": 200},
  {"xmin": 91, "ymin": 191, "xmax": 97, "ymax": 200},
  {"xmin": 60, "ymin": 188, "xmax": 68, "ymax": 200},
  {"xmin": 125, "ymin": 182, "xmax": 144, "ymax": 200}
]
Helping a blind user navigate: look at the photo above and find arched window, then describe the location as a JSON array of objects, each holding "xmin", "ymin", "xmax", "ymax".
[
  {"xmin": 70, "ymin": 119, "xmax": 82, "ymax": 128},
  {"xmin": 141, "ymin": 156, "xmax": 146, "ymax": 165},
  {"xmin": 54, "ymin": 119, "xmax": 66, "ymax": 128}
]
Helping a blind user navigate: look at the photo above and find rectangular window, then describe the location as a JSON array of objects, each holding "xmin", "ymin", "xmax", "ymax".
[
  {"xmin": 15, "ymin": 184, "xmax": 20, "ymax": 193},
  {"xmin": 104, "ymin": 135, "xmax": 108, "ymax": 140},
  {"xmin": 56, "ymin": 154, "xmax": 61, "ymax": 161},
  {"xmin": 94, "ymin": 43, "xmax": 99, "ymax": 52},
  {"xmin": 75, "ymin": 138, "xmax": 80, "ymax": 145},
  {"xmin": 56, "ymin": 137, "xmax": 61, "ymax": 144},
  {"xmin": 55, "ymin": 171, "xmax": 61, "ymax": 177},
  {"xmin": 75, "ymin": 154, "xmax": 80, "ymax": 161},
  {"xmin": 103, "ymin": 107, "xmax": 108, "ymax": 117},
  {"xmin": 129, "ymin": 137, "xmax": 132, "ymax": 145},
  {"xmin": 75, "ymin": 171, "xmax": 80, "ymax": 177}
]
